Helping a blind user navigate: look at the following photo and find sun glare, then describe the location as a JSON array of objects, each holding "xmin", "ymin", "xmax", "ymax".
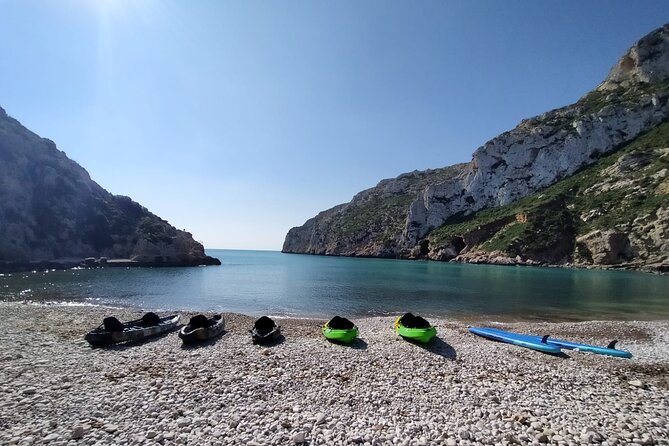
[
  {"xmin": 87, "ymin": 0, "xmax": 127, "ymax": 18},
  {"xmin": 76, "ymin": 0, "xmax": 159, "ymax": 23}
]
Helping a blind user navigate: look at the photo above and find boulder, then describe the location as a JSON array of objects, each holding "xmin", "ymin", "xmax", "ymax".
[{"xmin": 575, "ymin": 230, "xmax": 633, "ymax": 265}]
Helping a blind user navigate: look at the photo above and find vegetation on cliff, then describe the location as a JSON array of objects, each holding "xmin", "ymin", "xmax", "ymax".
[
  {"xmin": 283, "ymin": 24, "xmax": 669, "ymax": 271},
  {"xmin": 426, "ymin": 122, "xmax": 669, "ymax": 269}
]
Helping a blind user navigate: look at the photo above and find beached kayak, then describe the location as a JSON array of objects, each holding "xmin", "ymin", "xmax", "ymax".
[
  {"xmin": 395, "ymin": 313, "xmax": 437, "ymax": 343},
  {"xmin": 179, "ymin": 314, "xmax": 225, "ymax": 344},
  {"xmin": 250, "ymin": 316, "xmax": 281, "ymax": 344},
  {"xmin": 85, "ymin": 313, "xmax": 180, "ymax": 347},
  {"xmin": 323, "ymin": 316, "xmax": 358, "ymax": 343}
]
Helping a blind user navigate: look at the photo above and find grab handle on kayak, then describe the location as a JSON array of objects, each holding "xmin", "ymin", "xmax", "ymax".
[
  {"xmin": 607, "ymin": 340, "xmax": 618, "ymax": 350},
  {"xmin": 541, "ymin": 335, "xmax": 549, "ymax": 344}
]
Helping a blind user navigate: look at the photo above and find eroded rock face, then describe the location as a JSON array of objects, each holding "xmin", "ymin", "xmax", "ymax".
[
  {"xmin": 598, "ymin": 24, "xmax": 669, "ymax": 90},
  {"xmin": 282, "ymin": 166, "xmax": 467, "ymax": 257},
  {"xmin": 403, "ymin": 29, "xmax": 669, "ymax": 246},
  {"xmin": 0, "ymin": 106, "xmax": 220, "ymax": 268},
  {"xmin": 283, "ymin": 25, "xmax": 669, "ymax": 269},
  {"xmin": 284, "ymin": 25, "xmax": 669, "ymax": 265},
  {"xmin": 575, "ymin": 230, "xmax": 634, "ymax": 265}
]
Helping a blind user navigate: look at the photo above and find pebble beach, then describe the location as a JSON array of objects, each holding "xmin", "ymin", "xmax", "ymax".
[{"xmin": 0, "ymin": 302, "xmax": 668, "ymax": 446}]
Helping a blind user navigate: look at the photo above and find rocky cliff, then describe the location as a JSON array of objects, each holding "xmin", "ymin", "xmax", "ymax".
[
  {"xmin": 283, "ymin": 24, "xmax": 669, "ymax": 271},
  {"xmin": 0, "ymin": 106, "xmax": 220, "ymax": 271}
]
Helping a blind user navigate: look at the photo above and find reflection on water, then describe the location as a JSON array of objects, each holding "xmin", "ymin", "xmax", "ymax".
[{"xmin": 0, "ymin": 249, "xmax": 667, "ymax": 321}]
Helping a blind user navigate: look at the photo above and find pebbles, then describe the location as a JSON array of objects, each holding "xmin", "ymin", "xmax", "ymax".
[{"xmin": 0, "ymin": 302, "xmax": 668, "ymax": 445}]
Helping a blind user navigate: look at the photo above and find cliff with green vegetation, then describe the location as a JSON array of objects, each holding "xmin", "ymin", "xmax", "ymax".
[
  {"xmin": 0, "ymin": 106, "xmax": 220, "ymax": 272},
  {"xmin": 283, "ymin": 24, "xmax": 669, "ymax": 272},
  {"xmin": 426, "ymin": 123, "xmax": 669, "ymax": 271}
]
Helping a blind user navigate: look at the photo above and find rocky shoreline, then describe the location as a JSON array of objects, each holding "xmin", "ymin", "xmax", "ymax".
[
  {"xmin": 0, "ymin": 302, "xmax": 667, "ymax": 445},
  {"xmin": 0, "ymin": 256, "xmax": 221, "ymax": 274}
]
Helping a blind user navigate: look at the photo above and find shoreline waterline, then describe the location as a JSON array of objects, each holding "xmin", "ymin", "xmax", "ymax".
[{"xmin": 1, "ymin": 250, "xmax": 668, "ymax": 321}]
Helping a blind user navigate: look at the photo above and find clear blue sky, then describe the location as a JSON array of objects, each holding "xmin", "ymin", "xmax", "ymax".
[{"xmin": 0, "ymin": 1, "xmax": 667, "ymax": 250}]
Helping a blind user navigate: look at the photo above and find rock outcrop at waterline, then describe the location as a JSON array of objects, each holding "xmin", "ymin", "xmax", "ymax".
[
  {"xmin": 283, "ymin": 24, "xmax": 669, "ymax": 271},
  {"xmin": 0, "ymin": 106, "xmax": 220, "ymax": 272}
]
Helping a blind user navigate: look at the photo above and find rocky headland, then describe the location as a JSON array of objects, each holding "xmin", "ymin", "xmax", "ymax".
[
  {"xmin": 283, "ymin": 24, "xmax": 669, "ymax": 272},
  {"xmin": 0, "ymin": 106, "xmax": 220, "ymax": 273}
]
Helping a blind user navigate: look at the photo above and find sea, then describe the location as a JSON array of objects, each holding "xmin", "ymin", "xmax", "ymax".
[{"xmin": 1, "ymin": 249, "xmax": 667, "ymax": 321}]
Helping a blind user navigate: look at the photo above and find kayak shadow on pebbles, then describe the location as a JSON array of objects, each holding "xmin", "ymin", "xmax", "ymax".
[
  {"xmin": 179, "ymin": 330, "xmax": 227, "ymax": 350},
  {"xmin": 98, "ymin": 328, "xmax": 179, "ymax": 350},
  {"xmin": 325, "ymin": 337, "xmax": 368, "ymax": 350},
  {"xmin": 409, "ymin": 336, "xmax": 457, "ymax": 360}
]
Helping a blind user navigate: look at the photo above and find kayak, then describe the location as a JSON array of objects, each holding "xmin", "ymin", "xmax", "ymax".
[
  {"xmin": 179, "ymin": 314, "xmax": 225, "ymax": 344},
  {"xmin": 395, "ymin": 313, "xmax": 437, "ymax": 343},
  {"xmin": 470, "ymin": 327, "xmax": 632, "ymax": 358},
  {"xmin": 468, "ymin": 327, "xmax": 561, "ymax": 354},
  {"xmin": 323, "ymin": 316, "xmax": 358, "ymax": 344},
  {"xmin": 85, "ymin": 313, "xmax": 180, "ymax": 347},
  {"xmin": 250, "ymin": 316, "xmax": 281, "ymax": 344}
]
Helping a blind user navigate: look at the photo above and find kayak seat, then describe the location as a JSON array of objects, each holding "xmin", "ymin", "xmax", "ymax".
[
  {"xmin": 141, "ymin": 312, "xmax": 161, "ymax": 326},
  {"xmin": 328, "ymin": 316, "xmax": 354, "ymax": 330},
  {"xmin": 103, "ymin": 316, "xmax": 124, "ymax": 332},
  {"xmin": 399, "ymin": 312, "xmax": 430, "ymax": 329},
  {"xmin": 254, "ymin": 316, "xmax": 276, "ymax": 335},
  {"xmin": 189, "ymin": 314, "xmax": 210, "ymax": 329}
]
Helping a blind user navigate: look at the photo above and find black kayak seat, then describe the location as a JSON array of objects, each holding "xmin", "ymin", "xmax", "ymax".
[
  {"xmin": 254, "ymin": 316, "xmax": 276, "ymax": 335},
  {"xmin": 103, "ymin": 316, "xmax": 124, "ymax": 332},
  {"xmin": 328, "ymin": 315, "xmax": 354, "ymax": 330},
  {"xmin": 189, "ymin": 314, "xmax": 210, "ymax": 329},
  {"xmin": 399, "ymin": 312, "xmax": 431, "ymax": 329},
  {"xmin": 142, "ymin": 312, "xmax": 161, "ymax": 326}
]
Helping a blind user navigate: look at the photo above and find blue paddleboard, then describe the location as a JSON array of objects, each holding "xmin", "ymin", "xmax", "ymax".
[
  {"xmin": 471, "ymin": 327, "xmax": 632, "ymax": 358},
  {"xmin": 469, "ymin": 327, "xmax": 562, "ymax": 354},
  {"xmin": 540, "ymin": 337, "xmax": 632, "ymax": 358}
]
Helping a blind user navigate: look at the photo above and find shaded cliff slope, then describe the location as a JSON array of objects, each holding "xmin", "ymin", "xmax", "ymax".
[
  {"xmin": 283, "ymin": 24, "xmax": 669, "ymax": 270},
  {"xmin": 0, "ymin": 106, "xmax": 220, "ymax": 269}
]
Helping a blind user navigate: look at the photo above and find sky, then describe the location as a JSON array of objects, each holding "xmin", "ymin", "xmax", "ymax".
[{"xmin": 0, "ymin": 1, "xmax": 667, "ymax": 250}]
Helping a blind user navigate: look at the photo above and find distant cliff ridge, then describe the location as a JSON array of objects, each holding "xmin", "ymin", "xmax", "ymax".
[
  {"xmin": 0, "ymin": 106, "xmax": 220, "ymax": 271},
  {"xmin": 283, "ymin": 24, "xmax": 669, "ymax": 272}
]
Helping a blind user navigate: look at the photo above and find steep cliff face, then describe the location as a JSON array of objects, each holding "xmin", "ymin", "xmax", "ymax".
[
  {"xmin": 404, "ymin": 24, "xmax": 669, "ymax": 247},
  {"xmin": 0, "ymin": 106, "xmax": 220, "ymax": 269},
  {"xmin": 426, "ymin": 122, "xmax": 669, "ymax": 271},
  {"xmin": 282, "ymin": 165, "xmax": 467, "ymax": 256},
  {"xmin": 283, "ymin": 24, "xmax": 669, "ymax": 270}
]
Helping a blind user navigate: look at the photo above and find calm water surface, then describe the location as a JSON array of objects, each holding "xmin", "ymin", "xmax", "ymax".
[{"xmin": 1, "ymin": 249, "xmax": 667, "ymax": 321}]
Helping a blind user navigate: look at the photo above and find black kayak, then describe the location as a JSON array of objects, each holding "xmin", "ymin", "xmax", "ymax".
[
  {"xmin": 179, "ymin": 314, "xmax": 225, "ymax": 344},
  {"xmin": 250, "ymin": 316, "xmax": 281, "ymax": 344},
  {"xmin": 85, "ymin": 312, "xmax": 180, "ymax": 347}
]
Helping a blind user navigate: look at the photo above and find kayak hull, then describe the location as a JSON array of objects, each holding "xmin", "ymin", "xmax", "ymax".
[
  {"xmin": 85, "ymin": 315, "xmax": 180, "ymax": 347},
  {"xmin": 395, "ymin": 317, "xmax": 437, "ymax": 343},
  {"xmin": 251, "ymin": 326, "xmax": 281, "ymax": 344},
  {"xmin": 179, "ymin": 315, "xmax": 225, "ymax": 343},
  {"xmin": 322, "ymin": 325, "xmax": 358, "ymax": 344}
]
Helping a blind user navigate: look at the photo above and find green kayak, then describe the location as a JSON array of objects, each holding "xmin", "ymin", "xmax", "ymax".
[
  {"xmin": 395, "ymin": 313, "xmax": 436, "ymax": 343},
  {"xmin": 323, "ymin": 316, "xmax": 358, "ymax": 344}
]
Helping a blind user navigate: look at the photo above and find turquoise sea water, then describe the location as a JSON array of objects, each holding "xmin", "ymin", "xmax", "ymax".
[{"xmin": 1, "ymin": 249, "xmax": 667, "ymax": 321}]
